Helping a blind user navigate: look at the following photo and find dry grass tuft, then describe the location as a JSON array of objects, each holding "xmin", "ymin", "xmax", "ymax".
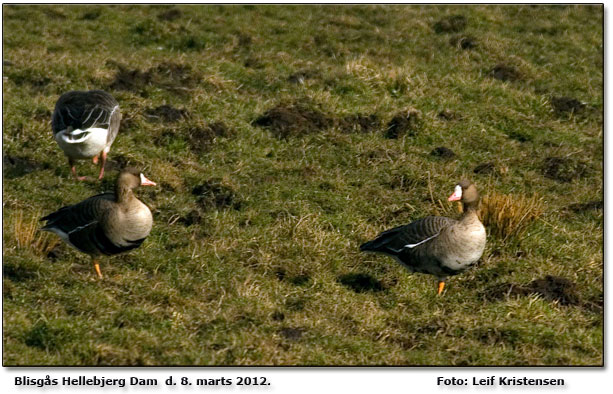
[
  {"xmin": 11, "ymin": 210, "xmax": 60, "ymax": 255},
  {"xmin": 479, "ymin": 192, "xmax": 544, "ymax": 242}
]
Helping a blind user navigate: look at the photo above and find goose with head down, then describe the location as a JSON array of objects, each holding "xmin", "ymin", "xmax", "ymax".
[
  {"xmin": 52, "ymin": 90, "xmax": 121, "ymax": 181},
  {"xmin": 360, "ymin": 180, "xmax": 486, "ymax": 294},
  {"xmin": 40, "ymin": 168, "xmax": 156, "ymax": 278}
]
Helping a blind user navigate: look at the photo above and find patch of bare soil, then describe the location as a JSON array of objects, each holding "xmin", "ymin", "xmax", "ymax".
[
  {"xmin": 81, "ymin": 9, "xmax": 102, "ymax": 20},
  {"xmin": 338, "ymin": 273, "xmax": 385, "ymax": 293},
  {"xmin": 288, "ymin": 69, "xmax": 319, "ymax": 84},
  {"xmin": 279, "ymin": 327, "xmax": 305, "ymax": 341},
  {"xmin": 431, "ymin": 146, "xmax": 456, "ymax": 159},
  {"xmin": 243, "ymin": 55, "xmax": 264, "ymax": 69},
  {"xmin": 186, "ymin": 121, "xmax": 233, "ymax": 154},
  {"xmin": 103, "ymin": 154, "xmax": 132, "ymax": 172},
  {"xmin": 473, "ymin": 162, "xmax": 496, "ymax": 174},
  {"xmin": 542, "ymin": 156, "xmax": 588, "ymax": 182},
  {"xmin": 177, "ymin": 209, "xmax": 204, "ymax": 226},
  {"xmin": 339, "ymin": 114, "xmax": 381, "ymax": 134},
  {"xmin": 192, "ymin": 179, "xmax": 242, "ymax": 211},
  {"xmin": 252, "ymin": 102, "xmax": 333, "ymax": 139},
  {"xmin": 3, "ymin": 155, "xmax": 49, "ymax": 179},
  {"xmin": 385, "ymin": 109, "xmax": 421, "ymax": 139},
  {"xmin": 489, "ymin": 64, "xmax": 522, "ymax": 82},
  {"xmin": 234, "ymin": 32, "xmax": 253, "ymax": 49},
  {"xmin": 551, "ymin": 96, "xmax": 586, "ymax": 115},
  {"xmin": 145, "ymin": 105, "xmax": 189, "ymax": 123},
  {"xmin": 485, "ymin": 275, "xmax": 581, "ymax": 306},
  {"xmin": 6, "ymin": 67, "xmax": 52, "ymax": 92},
  {"xmin": 450, "ymin": 35, "xmax": 477, "ymax": 49},
  {"xmin": 506, "ymin": 130, "xmax": 532, "ymax": 142},
  {"xmin": 108, "ymin": 61, "xmax": 201, "ymax": 96},
  {"xmin": 157, "ymin": 8, "xmax": 182, "ymax": 21},
  {"xmin": 433, "ymin": 15, "xmax": 467, "ymax": 33},
  {"xmin": 566, "ymin": 200, "xmax": 603, "ymax": 213},
  {"xmin": 437, "ymin": 109, "xmax": 462, "ymax": 121}
]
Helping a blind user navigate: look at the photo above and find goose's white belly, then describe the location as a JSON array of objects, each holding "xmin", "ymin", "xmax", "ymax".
[
  {"xmin": 55, "ymin": 127, "xmax": 109, "ymax": 159},
  {"xmin": 439, "ymin": 224, "xmax": 486, "ymax": 271},
  {"xmin": 106, "ymin": 203, "xmax": 153, "ymax": 246}
]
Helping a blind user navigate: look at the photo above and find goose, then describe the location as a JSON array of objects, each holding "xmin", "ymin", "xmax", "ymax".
[
  {"xmin": 40, "ymin": 168, "xmax": 156, "ymax": 278},
  {"xmin": 360, "ymin": 180, "xmax": 486, "ymax": 294},
  {"xmin": 52, "ymin": 90, "xmax": 121, "ymax": 181}
]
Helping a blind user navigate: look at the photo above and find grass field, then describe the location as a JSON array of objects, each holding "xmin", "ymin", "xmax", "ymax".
[{"xmin": 2, "ymin": 4, "xmax": 603, "ymax": 366}]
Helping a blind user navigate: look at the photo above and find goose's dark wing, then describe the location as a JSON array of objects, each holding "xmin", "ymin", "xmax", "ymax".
[
  {"xmin": 360, "ymin": 216, "xmax": 455, "ymax": 255},
  {"xmin": 41, "ymin": 193, "xmax": 114, "ymax": 255},
  {"xmin": 52, "ymin": 90, "xmax": 120, "ymax": 136}
]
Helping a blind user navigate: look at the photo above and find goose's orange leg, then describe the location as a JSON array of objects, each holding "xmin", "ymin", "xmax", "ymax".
[
  {"xmin": 93, "ymin": 259, "xmax": 103, "ymax": 279},
  {"xmin": 97, "ymin": 151, "xmax": 107, "ymax": 180},
  {"xmin": 69, "ymin": 158, "xmax": 87, "ymax": 181},
  {"xmin": 437, "ymin": 281, "xmax": 445, "ymax": 295}
]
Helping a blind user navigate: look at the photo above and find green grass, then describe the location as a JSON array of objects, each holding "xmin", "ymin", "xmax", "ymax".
[{"xmin": 2, "ymin": 4, "xmax": 602, "ymax": 365}]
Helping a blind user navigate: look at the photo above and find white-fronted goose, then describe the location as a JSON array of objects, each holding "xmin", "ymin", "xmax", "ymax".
[
  {"xmin": 52, "ymin": 90, "xmax": 121, "ymax": 181},
  {"xmin": 40, "ymin": 168, "xmax": 156, "ymax": 278},
  {"xmin": 360, "ymin": 180, "xmax": 486, "ymax": 294}
]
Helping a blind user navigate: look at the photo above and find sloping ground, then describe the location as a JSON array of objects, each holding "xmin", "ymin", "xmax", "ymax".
[{"xmin": 2, "ymin": 4, "xmax": 602, "ymax": 365}]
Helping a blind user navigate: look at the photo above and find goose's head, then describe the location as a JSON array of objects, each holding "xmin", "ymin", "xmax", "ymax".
[
  {"xmin": 448, "ymin": 180, "xmax": 479, "ymax": 206},
  {"xmin": 117, "ymin": 168, "xmax": 156, "ymax": 191}
]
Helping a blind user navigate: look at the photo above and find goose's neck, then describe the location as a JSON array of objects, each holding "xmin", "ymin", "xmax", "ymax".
[
  {"xmin": 461, "ymin": 201, "xmax": 480, "ymax": 219},
  {"xmin": 116, "ymin": 184, "xmax": 135, "ymax": 204}
]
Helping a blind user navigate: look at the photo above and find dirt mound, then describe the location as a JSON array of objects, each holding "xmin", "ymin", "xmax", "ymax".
[
  {"xmin": 244, "ymin": 55, "xmax": 264, "ymax": 69},
  {"xmin": 177, "ymin": 209, "xmax": 204, "ymax": 226},
  {"xmin": 3, "ymin": 259, "xmax": 37, "ymax": 282},
  {"xmin": 489, "ymin": 64, "xmax": 521, "ymax": 82},
  {"xmin": 567, "ymin": 200, "xmax": 603, "ymax": 213},
  {"xmin": 81, "ymin": 9, "xmax": 102, "ymax": 20},
  {"xmin": 253, "ymin": 103, "xmax": 333, "ymax": 138},
  {"xmin": 235, "ymin": 32, "xmax": 252, "ymax": 49},
  {"xmin": 3, "ymin": 155, "xmax": 49, "ymax": 179},
  {"xmin": 279, "ymin": 327, "xmax": 304, "ymax": 341},
  {"xmin": 473, "ymin": 162, "xmax": 495, "ymax": 174},
  {"xmin": 338, "ymin": 273, "xmax": 385, "ymax": 293},
  {"xmin": 551, "ymin": 96, "xmax": 586, "ymax": 115},
  {"xmin": 450, "ymin": 35, "xmax": 477, "ymax": 49},
  {"xmin": 486, "ymin": 275, "xmax": 581, "ymax": 306},
  {"xmin": 6, "ymin": 67, "xmax": 52, "ymax": 92},
  {"xmin": 288, "ymin": 70, "xmax": 319, "ymax": 84},
  {"xmin": 157, "ymin": 8, "xmax": 182, "ymax": 21},
  {"xmin": 437, "ymin": 109, "xmax": 461, "ymax": 121},
  {"xmin": 270, "ymin": 311, "xmax": 285, "ymax": 322},
  {"xmin": 187, "ymin": 121, "xmax": 233, "ymax": 153},
  {"xmin": 103, "ymin": 154, "xmax": 132, "ymax": 172},
  {"xmin": 542, "ymin": 156, "xmax": 588, "ymax": 182},
  {"xmin": 431, "ymin": 146, "xmax": 456, "ymax": 159},
  {"xmin": 145, "ymin": 105, "xmax": 189, "ymax": 123},
  {"xmin": 192, "ymin": 179, "xmax": 241, "ymax": 211},
  {"xmin": 385, "ymin": 109, "xmax": 421, "ymax": 139},
  {"xmin": 433, "ymin": 15, "xmax": 467, "ymax": 33},
  {"xmin": 154, "ymin": 121, "xmax": 232, "ymax": 153},
  {"xmin": 339, "ymin": 114, "xmax": 380, "ymax": 134},
  {"xmin": 108, "ymin": 61, "xmax": 200, "ymax": 96},
  {"xmin": 45, "ymin": 244, "xmax": 67, "ymax": 262},
  {"xmin": 506, "ymin": 130, "xmax": 532, "ymax": 142}
]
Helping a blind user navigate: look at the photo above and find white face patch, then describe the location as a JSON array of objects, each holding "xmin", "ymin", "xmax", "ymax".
[
  {"xmin": 140, "ymin": 173, "xmax": 147, "ymax": 185},
  {"xmin": 454, "ymin": 185, "xmax": 462, "ymax": 199}
]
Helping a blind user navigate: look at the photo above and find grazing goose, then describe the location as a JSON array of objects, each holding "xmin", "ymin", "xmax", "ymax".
[
  {"xmin": 40, "ymin": 168, "xmax": 156, "ymax": 278},
  {"xmin": 52, "ymin": 90, "xmax": 121, "ymax": 181},
  {"xmin": 360, "ymin": 180, "xmax": 486, "ymax": 294}
]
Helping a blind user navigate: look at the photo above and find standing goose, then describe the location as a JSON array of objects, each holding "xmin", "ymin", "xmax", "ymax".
[
  {"xmin": 360, "ymin": 180, "xmax": 486, "ymax": 294},
  {"xmin": 52, "ymin": 90, "xmax": 121, "ymax": 181},
  {"xmin": 40, "ymin": 168, "xmax": 156, "ymax": 278}
]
